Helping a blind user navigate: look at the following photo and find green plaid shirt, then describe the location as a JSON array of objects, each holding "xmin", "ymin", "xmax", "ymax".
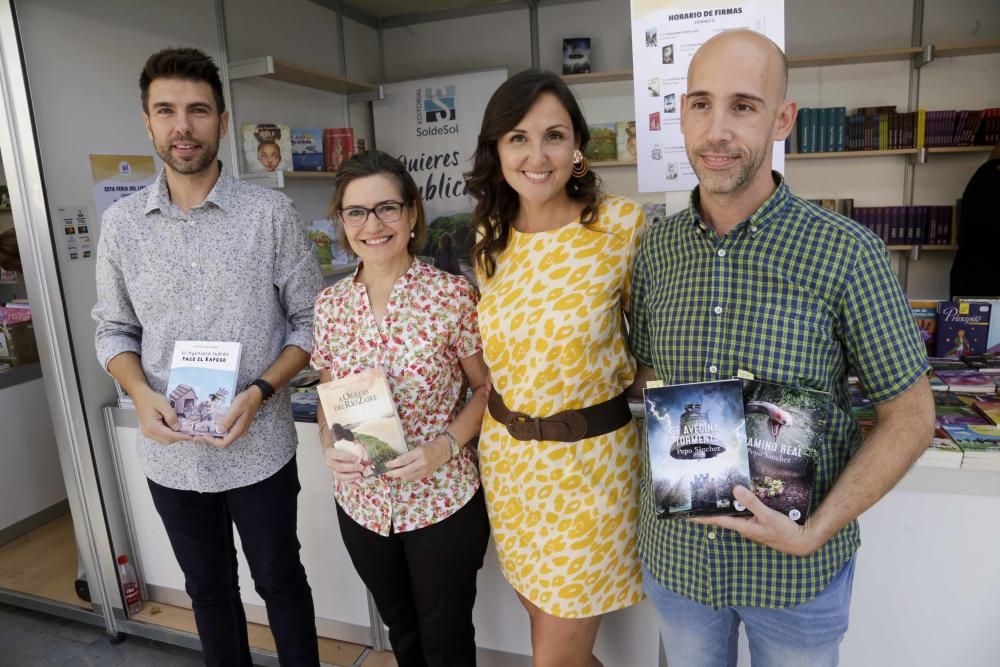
[{"xmin": 630, "ymin": 173, "xmax": 928, "ymax": 608}]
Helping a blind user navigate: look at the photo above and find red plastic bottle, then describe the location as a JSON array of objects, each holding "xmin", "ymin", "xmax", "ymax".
[{"xmin": 117, "ymin": 554, "xmax": 142, "ymax": 615}]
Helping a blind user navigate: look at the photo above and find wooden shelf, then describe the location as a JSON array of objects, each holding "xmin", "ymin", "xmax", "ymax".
[
  {"xmin": 229, "ymin": 56, "xmax": 377, "ymax": 95},
  {"xmin": 561, "ymin": 69, "xmax": 633, "ymax": 85},
  {"xmin": 284, "ymin": 170, "xmax": 336, "ymax": 180},
  {"xmin": 788, "ymin": 47, "xmax": 923, "ymax": 68},
  {"xmin": 934, "ymin": 41, "xmax": 1000, "ymax": 59},
  {"xmin": 591, "ymin": 159, "xmax": 637, "ymax": 168},
  {"xmin": 887, "ymin": 245, "xmax": 957, "ymax": 251},
  {"xmin": 926, "ymin": 145, "xmax": 993, "ymax": 154},
  {"xmin": 788, "ymin": 149, "xmax": 919, "ymax": 159}
]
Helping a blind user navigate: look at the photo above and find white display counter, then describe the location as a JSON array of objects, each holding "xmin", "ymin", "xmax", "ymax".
[
  {"xmin": 103, "ymin": 407, "xmax": 662, "ymax": 665},
  {"xmin": 105, "ymin": 406, "xmax": 1000, "ymax": 666}
]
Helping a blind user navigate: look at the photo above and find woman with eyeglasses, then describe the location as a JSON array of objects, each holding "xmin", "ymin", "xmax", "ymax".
[{"xmin": 310, "ymin": 150, "xmax": 491, "ymax": 667}]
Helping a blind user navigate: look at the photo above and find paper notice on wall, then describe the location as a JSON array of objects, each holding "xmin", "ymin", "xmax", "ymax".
[
  {"xmin": 629, "ymin": 0, "xmax": 785, "ymax": 193},
  {"xmin": 56, "ymin": 206, "xmax": 91, "ymax": 262},
  {"xmin": 90, "ymin": 154, "xmax": 157, "ymax": 223}
]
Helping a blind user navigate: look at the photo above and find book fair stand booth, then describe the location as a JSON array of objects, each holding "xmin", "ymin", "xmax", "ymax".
[{"xmin": 0, "ymin": 0, "xmax": 998, "ymax": 665}]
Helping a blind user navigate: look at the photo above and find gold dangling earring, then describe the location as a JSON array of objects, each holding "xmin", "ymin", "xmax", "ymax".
[{"xmin": 572, "ymin": 148, "xmax": 590, "ymax": 178}]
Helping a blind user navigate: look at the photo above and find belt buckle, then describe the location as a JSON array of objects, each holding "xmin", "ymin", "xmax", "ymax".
[{"xmin": 507, "ymin": 411, "xmax": 542, "ymax": 441}]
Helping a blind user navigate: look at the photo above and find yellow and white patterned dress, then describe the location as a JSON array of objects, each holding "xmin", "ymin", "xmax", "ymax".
[{"xmin": 477, "ymin": 195, "xmax": 645, "ymax": 618}]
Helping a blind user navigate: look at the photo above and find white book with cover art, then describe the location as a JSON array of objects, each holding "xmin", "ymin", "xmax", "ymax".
[
  {"xmin": 166, "ymin": 341, "xmax": 242, "ymax": 437},
  {"xmin": 317, "ymin": 367, "xmax": 409, "ymax": 476}
]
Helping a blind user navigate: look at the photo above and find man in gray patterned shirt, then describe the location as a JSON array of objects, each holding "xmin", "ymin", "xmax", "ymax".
[{"xmin": 92, "ymin": 48, "xmax": 322, "ymax": 666}]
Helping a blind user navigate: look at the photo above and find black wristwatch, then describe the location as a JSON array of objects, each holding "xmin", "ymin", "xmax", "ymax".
[{"xmin": 249, "ymin": 378, "xmax": 275, "ymax": 403}]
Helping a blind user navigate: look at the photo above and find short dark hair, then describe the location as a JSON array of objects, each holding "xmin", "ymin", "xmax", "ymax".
[
  {"xmin": 140, "ymin": 48, "xmax": 226, "ymax": 114},
  {"xmin": 327, "ymin": 150, "xmax": 428, "ymax": 257},
  {"xmin": 466, "ymin": 69, "xmax": 602, "ymax": 279}
]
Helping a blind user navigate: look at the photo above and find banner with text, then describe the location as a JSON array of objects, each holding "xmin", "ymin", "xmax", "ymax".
[
  {"xmin": 373, "ymin": 68, "xmax": 508, "ymax": 276},
  {"xmin": 629, "ymin": 0, "xmax": 784, "ymax": 192}
]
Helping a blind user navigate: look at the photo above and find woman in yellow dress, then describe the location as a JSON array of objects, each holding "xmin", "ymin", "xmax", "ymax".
[{"xmin": 467, "ymin": 70, "xmax": 645, "ymax": 666}]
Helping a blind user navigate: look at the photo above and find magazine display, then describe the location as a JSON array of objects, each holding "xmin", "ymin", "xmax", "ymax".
[
  {"xmin": 316, "ymin": 367, "xmax": 408, "ymax": 476},
  {"xmin": 643, "ymin": 379, "xmax": 751, "ymax": 519},
  {"xmin": 742, "ymin": 380, "xmax": 829, "ymax": 525},
  {"xmin": 165, "ymin": 341, "xmax": 242, "ymax": 436}
]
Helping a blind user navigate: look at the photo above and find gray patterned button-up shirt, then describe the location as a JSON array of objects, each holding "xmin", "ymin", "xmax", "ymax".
[{"xmin": 93, "ymin": 168, "xmax": 323, "ymax": 492}]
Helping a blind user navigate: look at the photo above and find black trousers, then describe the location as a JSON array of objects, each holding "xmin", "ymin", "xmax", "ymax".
[
  {"xmin": 337, "ymin": 487, "xmax": 491, "ymax": 667},
  {"xmin": 148, "ymin": 457, "xmax": 319, "ymax": 667}
]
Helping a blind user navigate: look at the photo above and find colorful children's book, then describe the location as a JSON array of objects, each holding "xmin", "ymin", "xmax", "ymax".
[
  {"xmin": 909, "ymin": 299, "xmax": 940, "ymax": 356},
  {"xmin": 934, "ymin": 369, "xmax": 997, "ymax": 394},
  {"xmin": 917, "ymin": 428, "xmax": 964, "ymax": 469},
  {"xmin": 941, "ymin": 425, "xmax": 1000, "ymax": 470},
  {"xmin": 316, "ymin": 368, "xmax": 408, "ymax": 476},
  {"xmin": 616, "ymin": 121, "xmax": 637, "ymax": 161},
  {"xmin": 241, "ymin": 123, "xmax": 293, "ymax": 173},
  {"xmin": 166, "ymin": 341, "xmax": 242, "ymax": 436},
  {"xmin": 935, "ymin": 301, "xmax": 991, "ymax": 358},
  {"xmin": 742, "ymin": 380, "xmax": 829, "ymax": 525},
  {"xmin": 290, "ymin": 128, "xmax": 325, "ymax": 171},
  {"xmin": 972, "ymin": 395, "xmax": 1000, "ymax": 425},
  {"xmin": 584, "ymin": 123, "xmax": 617, "ymax": 162},
  {"xmin": 323, "ymin": 128, "xmax": 356, "ymax": 172},
  {"xmin": 643, "ymin": 379, "xmax": 751, "ymax": 519}
]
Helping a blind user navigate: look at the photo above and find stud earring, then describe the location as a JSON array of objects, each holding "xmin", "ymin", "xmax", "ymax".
[{"xmin": 572, "ymin": 149, "xmax": 590, "ymax": 178}]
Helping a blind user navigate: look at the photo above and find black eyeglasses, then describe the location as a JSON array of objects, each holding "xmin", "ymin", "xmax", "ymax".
[{"xmin": 338, "ymin": 200, "xmax": 407, "ymax": 227}]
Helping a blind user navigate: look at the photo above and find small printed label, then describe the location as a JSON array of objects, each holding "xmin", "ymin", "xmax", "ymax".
[
  {"xmin": 734, "ymin": 501, "xmax": 746, "ymax": 511},
  {"xmin": 736, "ymin": 369, "xmax": 755, "ymax": 380},
  {"xmin": 646, "ymin": 380, "xmax": 665, "ymax": 389},
  {"xmin": 959, "ymin": 303, "xmax": 970, "ymax": 315},
  {"xmin": 789, "ymin": 509, "xmax": 802, "ymax": 521}
]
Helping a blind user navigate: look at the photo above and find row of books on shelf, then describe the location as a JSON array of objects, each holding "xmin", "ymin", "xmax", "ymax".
[
  {"xmin": 807, "ymin": 199, "xmax": 955, "ymax": 246},
  {"xmin": 788, "ymin": 106, "xmax": 1000, "ymax": 153},
  {"xmin": 241, "ymin": 123, "xmax": 362, "ymax": 174}
]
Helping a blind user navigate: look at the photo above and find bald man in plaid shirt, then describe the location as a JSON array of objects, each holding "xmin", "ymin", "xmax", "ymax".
[{"xmin": 629, "ymin": 30, "xmax": 935, "ymax": 666}]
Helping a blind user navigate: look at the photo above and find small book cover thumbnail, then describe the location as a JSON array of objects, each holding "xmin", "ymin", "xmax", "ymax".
[
  {"xmin": 166, "ymin": 341, "xmax": 242, "ymax": 436},
  {"xmin": 584, "ymin": 123, "xmax": 617, "ymax": 162},
  {"xmin": 290, "ymin": 128, "xmax": 324, "ymax": 172},
  {"xmin": 241, "ymin": 123, "xmax": 293, "ymax": 173},
  {"xmin": 909, "ymin": 299, "xmax": 940, "ymax": 355},
  {"xmin": 742, "ymin": 380, "xmax": 829, "ymax": 525},
  {"xmin": 316, "ymin": 367, "xmax": 408, "ymax": 476},
  {"xmin": 641, "ymin": 203, "xmax": 667, "ymax": 226},
  {"xmin": 616, "ymin": 121, "xmax": 637, "ymax": 161},
  {"xmin": 643, "ymin": 379, "xmax": 752, "ymax": 519},
  {"xmin": 562, "ymin": 37, "xmax": 591, "ymax": 75},
  {"xmin": 955, "ymin": 297, "xmax": 1000, "ymax": 352},
  {"xmin": 935, "ymin": 301, "xmax": 991, "ymax": 358},
  {"xmin": 323, "ymin": 128, "xmax": 356, "ymax": 172},
  {"xmin": 934, "ymin": 369, "xmax": 996, "ymax": 394},
  {"xmin": 934, "ymin": 403, "xmax": 989, "ymax": 426}
]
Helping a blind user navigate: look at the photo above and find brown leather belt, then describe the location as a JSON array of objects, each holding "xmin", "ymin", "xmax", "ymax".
[{"xmin": 488, "ymin": 389, "xmax": 632, "ymax": 442}]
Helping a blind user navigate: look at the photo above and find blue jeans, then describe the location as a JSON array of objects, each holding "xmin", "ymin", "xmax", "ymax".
[{"xmin": 644, "ymin": 555, "xmax": 856, "ymax": 667}]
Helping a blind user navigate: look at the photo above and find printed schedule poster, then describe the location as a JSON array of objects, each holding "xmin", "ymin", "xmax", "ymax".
[
  {"xmin": 629, "ymin": 0, "xmax": 784, "ymax": 192},
  {"xmin": 90, "ymin": 154, "xmax": 157, "ymax": 222}
]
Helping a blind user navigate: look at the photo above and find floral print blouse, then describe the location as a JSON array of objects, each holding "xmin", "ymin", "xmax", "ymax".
[{"xmin": 311, "ymin": 258, "xmax": 482, "ymax": 535}]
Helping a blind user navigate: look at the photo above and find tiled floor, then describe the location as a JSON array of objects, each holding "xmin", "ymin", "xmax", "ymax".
[{"xmin": 0, "ymin": 602, "xmax": 203, "ymax": 667}]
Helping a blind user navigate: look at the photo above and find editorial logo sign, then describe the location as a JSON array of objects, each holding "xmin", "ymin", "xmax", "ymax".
[{"xmin": 416, "ymin": 85, "xmax": 459, "ymax": 137}]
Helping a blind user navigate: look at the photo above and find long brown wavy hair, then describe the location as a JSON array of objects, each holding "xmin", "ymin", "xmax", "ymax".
[{"xmin": 466, "ymin": 69, "xmax": 602, "ymax": 280}]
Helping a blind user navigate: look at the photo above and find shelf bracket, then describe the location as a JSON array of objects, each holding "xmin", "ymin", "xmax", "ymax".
[
  {"xmin": 228, "ymin": 56, "xmax": 275, "ymax": 81},
  {"xmin": 913, "ymin": 44, "xmax": 934, "ymax": 69},
  {"xmin": 348, "ymin": 85, "xmax": 384, "ymax": 105}
]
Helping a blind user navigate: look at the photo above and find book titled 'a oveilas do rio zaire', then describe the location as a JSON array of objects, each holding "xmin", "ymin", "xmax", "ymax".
[{"xmin": 317, "ymin": 368, "xmax": 408, "ymax": 476}]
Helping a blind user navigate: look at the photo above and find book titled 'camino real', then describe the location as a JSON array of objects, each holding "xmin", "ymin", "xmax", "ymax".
[
  {"xmin": 643, "ymin": 379, "xmax": 752, "ymax": 519},
  {"xmin": 316, "ymin": 368, "xmax": 408, "ymax": 476},
  {"xmin": 165, "ymin": 341, "xmax": 242, "ymax": 437},
  {"xmin": 742, "ymin": 379, "xmax": 830, "ymax": 525}
]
